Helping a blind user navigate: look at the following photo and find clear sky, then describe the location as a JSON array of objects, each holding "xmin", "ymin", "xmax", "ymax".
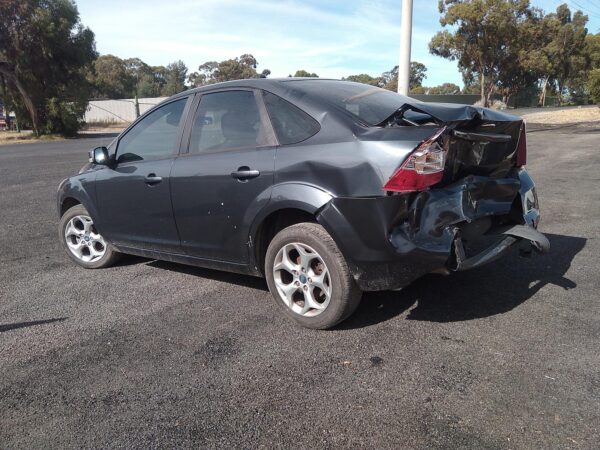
[{"xmin": 76, "ymin": 0, "xmax": 600, "ymax": 87}]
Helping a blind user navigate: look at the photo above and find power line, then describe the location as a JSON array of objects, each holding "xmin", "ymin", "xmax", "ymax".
[{"xmin": 565, "ymin": 0, "xmax": 600, "ymax": 20}]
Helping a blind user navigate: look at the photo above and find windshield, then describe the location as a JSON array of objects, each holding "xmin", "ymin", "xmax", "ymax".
[{"xmin": 285, "ymin": 80, "xmax": 413, "ymax": 126}]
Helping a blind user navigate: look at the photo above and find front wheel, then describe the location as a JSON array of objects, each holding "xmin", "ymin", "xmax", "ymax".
[
  {"xmin": 265, "ymin": 223, "xmax": 362, "ymax": 329},
  {"xmin": 58, "ymin": 204, "xmax": 120, "ymax": 269}
]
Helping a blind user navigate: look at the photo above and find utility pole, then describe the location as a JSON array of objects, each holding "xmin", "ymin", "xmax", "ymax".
[{"xmin": 397, "ymin": 0, "xmax": 413, "ymax": 95}]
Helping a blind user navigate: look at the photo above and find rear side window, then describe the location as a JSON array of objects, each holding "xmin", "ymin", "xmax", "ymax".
[{"xmin": 262, "ymin": 91, "xmax": 320, "ymax": 145}]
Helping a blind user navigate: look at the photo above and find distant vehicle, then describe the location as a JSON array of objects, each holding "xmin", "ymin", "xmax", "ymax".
[{"xmin": 57, "ymin": 79, "xmax": 548, "ymax": 329}]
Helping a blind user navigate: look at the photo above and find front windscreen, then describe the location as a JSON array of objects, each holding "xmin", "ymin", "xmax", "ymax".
[{"xmin": 286, "ymin": 80, "xmax": 412, "ymax": 126}]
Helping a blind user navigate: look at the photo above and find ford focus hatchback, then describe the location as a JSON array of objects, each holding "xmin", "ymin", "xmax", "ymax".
[{"xmin": 57, "ymin": 79, "xmax": 548, "ymax": 329}]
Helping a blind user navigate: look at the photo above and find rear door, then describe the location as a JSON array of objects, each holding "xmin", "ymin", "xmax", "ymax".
[
  {"xmin": 170, "ymin": 89, "xmax": 277, "ymax": 263},
  {"xmin": 95, "ymin": 96, "xmax": 191, "ymax": 252}
]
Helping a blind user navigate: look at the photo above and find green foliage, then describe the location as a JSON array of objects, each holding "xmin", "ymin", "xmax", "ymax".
[
  {"xmin": 586, "ymin": 34, "xmax": 600, "ymax": 70},
  {"xmin": 430, "ymin": 1, "xmax": 594, "ymax": 106},
  {"xmin": 0, "ymin": 0, "xmax": 97, "ymax": 135},
  {"xmin": 90, "ymin": 55, "xmax": 135, "ymax": 99},
  {"xmin": 410, "ymin": 62, "xmax": 427, "ymax": 89},
  {"xmin": 188, "ymin": 54, "xmax": 269, "ymax": 87},
  {"xmin": 293, "ymin": 70, "xmax": 318, "ymax": 77},
  {"xmin": 161, "ymin": 60, "xmax": 188, "ymax": 96},
  {"xmin": 343, "ymin": 74, "xmax": 381, "ymax": 86},
  {"xmin": 88, "ymin": 55, "xmax": 187, "ymax": 98},
  {"xmin": 588, "ymin": 69, "xmax": 600, "ymax": 106},
  {"xmin": 427, "ymin": 83, "xmax": 461, "ymax": 95},
  {"xmin": 430, "ymin": 0, "xmax": 535, "ymax": 106},
  {"xmin": 344, "ymin": 61, "xmax": 427, "ymax": 92},
  {"xmin": 45, "ymin": 97, "xmax": 86, "ymax": 137}
]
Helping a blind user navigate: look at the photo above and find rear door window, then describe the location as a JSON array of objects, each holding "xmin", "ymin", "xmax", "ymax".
[
  {"xmin": 262, "ymin": 91, "xmax": 320, "ymax": 145},
  {"xmin": 189, "ymin": 90, "xmax": 271, "ymax": 154}
]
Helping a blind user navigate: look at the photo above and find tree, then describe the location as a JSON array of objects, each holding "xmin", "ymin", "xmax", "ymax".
[
  {"xmin": 90, "ymin": 55, "xmax": 134, "ymax": 99},
  {"xmin": 588, "ymin": 69, "xmax": 600, "ymax": 105},
  {"xmin": 427, "ymin": 83, "xmax": 461, "ymax": 95},
  {"xmin": 430, "ymin": 0, "xmax": 534, "ymax": 107},
  {"xmin": 344, "ymin": 62, "xmax": 427, "ymax": 92},
  {"xmin": 586, "ymin": 33, "xmax": 600, "ymax": 69},
  {"xmin": 124, "ymin": 57, "xmax": 154, "ymax": 96},
  {"xmin": 188, "ymin": 54, "xmax": 270, "ymax": 87},
  {"xmin": 0, "ymin": 0, "xmax": 97, "ymax": 135},
  {"xmin": 292, "ymin": 70, "xmax": 318, "ymax": 77},
  {"xmin": 343, "ymin": 74, "xmax": 382, "ymax": 86},
  {"xmin": 410, "ymin": 62, "xmax": 428, "ymax": 89},
  {"xmin": 379, "ymin": 62, "xmax": 427, "ymax": 92},
  {"xmin": 524, "ymin": 4, "xmax": 589, "ymax": 105},
  {"xmin": 161, "ymin": 60, "xmax": 188, "ymax": 96}
]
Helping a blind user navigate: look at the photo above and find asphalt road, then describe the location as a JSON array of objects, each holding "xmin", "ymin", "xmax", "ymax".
[{"xmin": 1, "ymin": 127, "xmax": 599, "ymax": 449}]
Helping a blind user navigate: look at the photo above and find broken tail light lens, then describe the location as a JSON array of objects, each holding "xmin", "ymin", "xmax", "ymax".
[
  {"xmin": 516, "ymin": 123, "xmax": 527, "ymax": 166},
  {"xmin": 383, "ymin": 127, "xmax": 447, "ymax": 193}
]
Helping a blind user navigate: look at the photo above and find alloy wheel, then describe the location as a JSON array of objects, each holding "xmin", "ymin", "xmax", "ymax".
[
  {"xmin": 64, "ymin": 215, "xmax": 107, "ymax": 263},
  {"xmin": 272, "ymin": 242, "xmax": 332, "ymax": 317}
]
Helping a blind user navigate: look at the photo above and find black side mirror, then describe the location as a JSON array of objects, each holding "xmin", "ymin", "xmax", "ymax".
[{"xmin": 89, "ymin": 146, "xmax": 109, "ymax": 165}]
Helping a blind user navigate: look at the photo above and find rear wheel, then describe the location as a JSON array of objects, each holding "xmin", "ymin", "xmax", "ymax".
[
  {"xmin": 265, "ymin": 223, "xmax": 362, "ymax": 329},
  {"xmin": 59, "ymin": 204, "xmax": 120, "ymax": 269}
]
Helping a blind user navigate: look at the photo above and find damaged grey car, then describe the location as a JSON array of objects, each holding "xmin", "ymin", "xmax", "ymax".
[{"xmin": 57, "ymin": 79, "xmax": 549, "ymax": 329}]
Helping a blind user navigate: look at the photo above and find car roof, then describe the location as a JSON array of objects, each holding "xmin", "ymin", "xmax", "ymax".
[{"xmin": 172, "ymin": 77, "xmax": 344, "ymax": 98}]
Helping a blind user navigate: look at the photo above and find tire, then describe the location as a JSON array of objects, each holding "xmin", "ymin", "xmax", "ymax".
[
  {"xmin": 58, "ymin": 204, "xmax": 120, "ymax": 269},
  {"xmin": 265, "ymin": 222, "xmax": 362, "ymax": 329}
]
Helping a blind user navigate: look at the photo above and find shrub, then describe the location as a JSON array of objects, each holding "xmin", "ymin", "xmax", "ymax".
[
  {"xmin": 45, "ymin": 98, "xmax": 88, "ymax": 137},
  {"xmin": 473, "ymin": 99, "xmax": 507, "ymax": 110},
  {"xmin": 588, "ymin": 69, "xmax": 600, "ymax": 106}
]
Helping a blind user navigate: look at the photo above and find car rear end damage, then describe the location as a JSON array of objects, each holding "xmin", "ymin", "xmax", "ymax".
[{"xmin": 317, "ymin": 101, "xmax": 548, "ymax": 291}]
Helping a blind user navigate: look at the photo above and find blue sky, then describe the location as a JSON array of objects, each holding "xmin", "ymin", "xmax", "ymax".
[{"xmin": 77, "ymin": 0, "xmax": 600, "ymax": 87}]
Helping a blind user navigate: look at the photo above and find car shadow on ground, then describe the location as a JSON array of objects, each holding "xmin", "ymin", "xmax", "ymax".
[
  {"xmin": 0, "ymin": 317, "xmax": 67, "ymax": 333},
  {"xmin": 338, "ymin": 233, "xmax": 585, "ymax": 329},
  {"xmin": 136, "ymin": 233, "xmax": 584, "ymax": 330},
  {"xmin": 146, "ymin": 260, "xmax": 270, "ymax": 291}
]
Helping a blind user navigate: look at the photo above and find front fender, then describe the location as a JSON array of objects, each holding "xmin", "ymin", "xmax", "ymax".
[{"xmin": 56, "ymin": 172, "xmax": 99, "ymax": 222}]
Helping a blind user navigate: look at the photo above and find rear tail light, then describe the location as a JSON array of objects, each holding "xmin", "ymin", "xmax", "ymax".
[
  {"xmin": 383, "ymin": 127, "xmax": 447, "ymax": 193},
  {"xmin": 516, "ymin": 123, "xmax": 527, "ymax": 166}
]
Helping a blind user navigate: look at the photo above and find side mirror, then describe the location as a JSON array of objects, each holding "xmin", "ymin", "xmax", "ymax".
[{"xmin": 89, "ymin": 146, "xmax": 109, "ymax": 165}]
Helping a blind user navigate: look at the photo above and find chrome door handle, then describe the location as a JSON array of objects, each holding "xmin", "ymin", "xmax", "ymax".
[
  {"xmin": 144, "ymin": 174, "xmax": 163, "ymax": 185},
  {"xmin": 231, "ymin": 168, "xmax": 260, "ymax": 181}
]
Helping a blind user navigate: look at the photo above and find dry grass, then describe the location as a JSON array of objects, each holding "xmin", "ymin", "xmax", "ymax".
[
  {"xmin": 0, "ymin": 131, "xmax": 64, "ymax": 145},
  {"xmin": 81, "ymin": 122, "xmax": 128, "ymax": 133},
  {"xmin": 522, "ymin": 106, "xmax": 600, "ymax": 125}
]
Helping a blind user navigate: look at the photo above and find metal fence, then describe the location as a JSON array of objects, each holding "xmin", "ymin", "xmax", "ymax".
[
  {"xmin": 83, "ymin": 94, "xmax": 568, "ymax": 125},
  {"xmin": 85, "ymin": 97, "xmax": 167, "ymax": 124}
]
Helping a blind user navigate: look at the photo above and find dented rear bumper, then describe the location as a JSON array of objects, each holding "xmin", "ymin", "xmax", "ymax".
[{"xmin": 317, "ymin": 168, "xmax": 548, "ymax": 291}]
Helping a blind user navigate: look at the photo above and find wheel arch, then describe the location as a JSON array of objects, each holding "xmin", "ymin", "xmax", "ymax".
[
  {"xmin": 60, "ymin": 197, "xmax": 81, "ymax": 216},
  {"xmin": 57, "ymin": 176, "xmax": 100, "ymax": 225},
  {"xmin": 249, "ymin": 183, "xmax": 334, "ymax": 275}
]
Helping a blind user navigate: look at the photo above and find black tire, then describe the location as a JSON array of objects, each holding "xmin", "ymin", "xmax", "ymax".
[
  {"xmin": 58, "ymin": 204, "xmax": 120, "ymax": 269},
  {"xmin": 265, "ymin": 222, "xmax": 362, "ymax": 329}
]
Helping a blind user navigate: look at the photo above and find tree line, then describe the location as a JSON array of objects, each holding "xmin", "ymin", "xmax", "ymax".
[
  {"xmin": 1, "ymin": 0, "xmax": 600, "ymax": 136},
  {"xmin": 430, "ymin": 0, "xmax": 600, "ymax": 107}
]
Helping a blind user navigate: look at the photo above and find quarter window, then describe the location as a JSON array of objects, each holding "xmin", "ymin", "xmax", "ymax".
[
  {"xmin": 189, "ymin": 90, "xmax": 269, "ymax": 154},
  {"xmin": 117, "ymin": 98, "xmax": 187, "ymax": 163},
  {"xmin": 262, "ymin": 91, "xmax": 320, "ymax": 145}
]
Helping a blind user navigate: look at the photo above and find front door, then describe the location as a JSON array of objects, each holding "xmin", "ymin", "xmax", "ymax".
[
  {"xmin": 171, "ymin": 89, "xmax": 276, "ymax": 263},
  {"xmin": 95, "ymin": 97, "xmax": 190, "ymax": 253}
]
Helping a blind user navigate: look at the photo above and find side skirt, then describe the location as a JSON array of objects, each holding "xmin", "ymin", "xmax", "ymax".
[{"xmin": 114, "ymin": 245, "xmax": 261, "ymax": 277}]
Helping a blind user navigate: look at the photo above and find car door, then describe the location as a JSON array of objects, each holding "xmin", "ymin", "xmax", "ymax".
[
  {"xmin": 95, "ymin": 96, "xmax": 191, "ymax": 253},
  {"xmin": 170, "ymin": 89, "xmax": 277, "ymax": 263}
]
